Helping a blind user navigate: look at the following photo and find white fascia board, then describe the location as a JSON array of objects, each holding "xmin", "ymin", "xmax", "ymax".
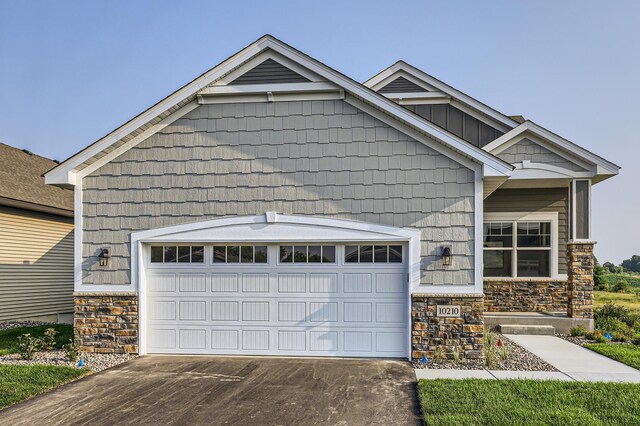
[
  {"xmin": 198, "ymin": 81, "xmax": 339, "ymax": 95},
  {"xmin": 484, "ymin": 121, "xmax": 620, "ymax": 176},
  {"xmin": 379, "ymin": 91, "xmax": 449, "ymax": 100},
  {"xmin": 45, "ymin": 36, "xmax": 271, "ymax": 185},
  {"xmin": 364, "ymin": 61, "xmax": 520, "ymax": 129}
]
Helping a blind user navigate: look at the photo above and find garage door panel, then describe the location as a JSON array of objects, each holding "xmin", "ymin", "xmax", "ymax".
[
  {"xmin": 150, "ymin": 301, "xmax": 176, "ymax": 321},
  {"xmin": 211, "ymin": 301, "xmax": 239, "ymax": 321},
  {"xmin": 376, "ymin": 303, "xmax": 405, "ymax": 323},
  {"xmin": 211, "ymin": 330, "xmax": 238, "ymax": 350},
  {"xmin": 179, "ymin": 329, "xmax": 207, "ymax": 349},
  {"xmin": 242, "ymin": 301, "xmax": 270, "ymax": 321},
  {"xmin": 150, "ymin": 273, "xmax": 177, "ymax": 293},
  {"xmin": 309, "ymin": 302, "xmax": 338, "ymax": 322},
  {"xmin": 310, "ymin": 331, "xmax": 338, "ymax": 351},
  {"xmin": 179, "ymin": 273, "xmax": 207, "ymax": 292},
  {"xmin": 343, "ymin": 274, "xmax": 373, "ymax": 293},
  {"xmin": 278, "ymin": 274, "xmax": 306, "ymax": 293},
  {"xmin": 278, "ymin": 302, "xmax": 306, "ymax": 322},
  {"xmin": 278, "ymin": 330, "xmax": 306, "ymax": 351},
  {"xmin": 179, "ymin": 301, "xmax": 207, "ymax": 321},
  {"xmin": 242, "ymin": 330, "xmax": 269, "ymax": 350},
  {"xmin": 211, "ymin": 273, "xmax": 239, "ymax": 292},
  {"xmin": 150, "ymin": 328, "xmax": 176, "ymax": 349},
  {"xmin": 376, "ymin": 273, "xmax": 404, "ymax": 293},
  {"xmin": 309, "ymin": 274, "xmax": 338, "ymax": 293},
  {"xmin": 376, "ymin": 332, "xmax": 405, "ymax": 352},
  {"xmin": 242, "ymin": 274, "xmax": 270, "ymax": 292},
  {"xmin": 343, "ymin": 331, "xmax": 373, "ymax": 352},
  {"xmin": 343, "ymin": 302, "xmax": 373, "ymax": 322}
]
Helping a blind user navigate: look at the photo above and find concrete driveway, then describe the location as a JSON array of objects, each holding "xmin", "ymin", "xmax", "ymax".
[{"xmin": 0, "ymin": 356, "xmax": 421, "ymax": 425}]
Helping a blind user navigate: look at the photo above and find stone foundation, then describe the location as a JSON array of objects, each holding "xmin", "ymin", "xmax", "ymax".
[
  {"xmin": 484, "ymin": 279, "xmax": 568, "ymax": 313},
  {"xmin": 411, "ymin": 294, "xmax": 484, "ymax": 362},
  {"xmin": 74, "ymin": 293, "xmax": 139, "ymax": 354},
  {"xmin": 567, "ymin": 242, "xmax": 595, "ymax": 319}
]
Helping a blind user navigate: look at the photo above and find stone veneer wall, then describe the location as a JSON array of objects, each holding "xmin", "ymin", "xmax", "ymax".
[
  {"xmin": 411, "ymin": 294, "xmax": 484, "ymax": 362},
  {"xmin": 74, "ymin": 293, "xmax": 139, "ymax": 354},
  {"xmin": 567, "ymin": 242, "xmax": 595, "ymax": 319},
  {"xmin": 484, "ymin": 280, "xmax": 568, "ymax": 313}
]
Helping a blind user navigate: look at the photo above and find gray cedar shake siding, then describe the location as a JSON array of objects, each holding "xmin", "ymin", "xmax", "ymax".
[
  {"xmin": 496, "ymin": 138, "xmax": 587, "ymax": 172},
  {"xmin": 484, "ymin": 188, "xmax": 569, "ymax": 275},
  {"xmin": 82, "ymin": 99, "xmax": 476, "ymax": 287}
]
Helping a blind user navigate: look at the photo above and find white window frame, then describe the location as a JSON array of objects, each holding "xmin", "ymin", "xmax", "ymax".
[{"xmin": 484, "ymin": 212, "xmax": 559, "ymax": 279}]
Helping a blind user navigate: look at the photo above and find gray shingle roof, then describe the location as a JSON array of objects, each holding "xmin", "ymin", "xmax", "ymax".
[{"xmin": 0, "ymin": 143, "xmax": 73, "ymax": 213}]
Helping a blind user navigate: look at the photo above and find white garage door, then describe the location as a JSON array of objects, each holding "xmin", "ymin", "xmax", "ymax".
[{"xmin": 145, "ymin": 243, "xmax": 408, "ymax": 358}]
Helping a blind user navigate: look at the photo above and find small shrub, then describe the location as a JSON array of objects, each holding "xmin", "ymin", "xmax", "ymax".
[
  {"xmin": 485, "ymin": 346, "xmax": 499, "ymax": 369},
  {"xmin": 570, "ymin": 326, "xmax": 587, "ymax": 337},
  {"xmin": 593, "ymin": 332, "xmax": 608, "ymax": 344},
  {"xmin": 596, "ymin": 318, "xmax": 634, "ymax": 342},
  {"xmin": 40, "ymin": 328, "xmax": 58, "ymax": 351},
  {"xmin": 451, "ymin": 345, "xmax": 461, "ymax": 365},
  {"xmin": 62, "ymin": 340, "xmax": 79, "ymax": 362},
  {"xmin": 433, "ymin": 347, "xmax": 445, "ymax": 362},
  {"xmin": 484, "ymin": 332, "xmax": 496, "ymax": 348},
  {"xmin": 613, "ymin": 280, "xmax": 630, "ymax": 293},
  {"xmin": 632, "ymin": 334, "xmax": 640, "ymax": 346},
  {"xmin": 17, "ymin": 333, "xmax": 40, "ymax": 360},
  {"xmin": 584, "ymin": 332, "xmax": 595, "ymax": 341},
  {"xmin": 498, "ymin": 346, "xmax": 510, "ymax": 364}
]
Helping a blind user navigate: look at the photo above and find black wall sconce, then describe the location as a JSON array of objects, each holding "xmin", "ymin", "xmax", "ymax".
[
  {"xmin": 441, "ymin": 245, "xmax": 452, "ymax": 266},
  {"xmin": 98, "ymin": 248, "xmax": 110, "ymax": 266}
]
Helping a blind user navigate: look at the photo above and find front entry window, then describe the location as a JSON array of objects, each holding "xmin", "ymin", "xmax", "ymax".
[{"xmin": 484, "ymin": 218, "xmax": 554, "ymax": 278}]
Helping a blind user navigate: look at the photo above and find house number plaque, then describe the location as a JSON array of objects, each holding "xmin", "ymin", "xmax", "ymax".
[{"xmin": 436, "ymin": 305, "xmax": 461, "ymax": 317}]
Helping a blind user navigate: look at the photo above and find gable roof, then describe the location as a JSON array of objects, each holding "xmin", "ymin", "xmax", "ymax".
[
  {"xmin": 45, "ymin": 35, "xmax": 513, "ymax": 187},
  {"xmin": 482, "ymin": 121, "xmax": 620, "ymax": 182},
  {"xmin": 364, "ymin": 61, "xmax": 520, "ymax": 131},
  {"xmin": 0, "ymin": 143, "xmax": 73, "ymax": 215}
]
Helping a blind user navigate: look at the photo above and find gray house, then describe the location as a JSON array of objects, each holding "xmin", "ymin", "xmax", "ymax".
[
  {"xmin": 0, "ymin": 143, "xmax": 74, "ymax": 323},
  {"xmin": 45, "ymin": 36, "xmax": 618, "ymax": 361}
]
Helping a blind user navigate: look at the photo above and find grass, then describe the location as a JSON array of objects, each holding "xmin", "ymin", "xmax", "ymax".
[
  {"xmin": 0, "ymin": 324, "xmax": 73, "ymax": 355},
  {"xmin": 418, "ymin": 379, "xmax": 640, "ymax": 425},
  {"xmin": 0, "ymin": 364, "xmax": 89, "ymax": 409},
  {"xmin": 584, "ymin": 343, "xmax": 640, "ymax": 370},
  {"xmin": 594, "ymin": 291, "xmax": 640, "ymax": 314}
]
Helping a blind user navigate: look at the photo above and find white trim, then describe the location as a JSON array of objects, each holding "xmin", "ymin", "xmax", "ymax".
[
  {"xmin": 483, "ymin": 122, "xmax": 619, "ymax": 177},
  {"xmin": 474, "ymin": 165, "xmax": 484, "ymax": 292},
  {"xmin": 45, "ymin": 35, "xmax": 513, "ymax": 186},
  {"xmin": 198, "ymin": 81, "xmax": 339, "ymax": 95},
  {"xmin": 484, "ymin": 211, "xmax": 559, "ymax": 279},
  {"xmin": 73, "ymin": 180, "xmax": 83, "ymax": 292},
  {"xmin": 364, "ymin": 61, "xmax": 519, "ymax": 129},
  {"xmin": 197, "ymin": 91, "xmax": 345, "ymax": 105},
  {"xmin": 511, "ymin": 161, "xmax": 595, "ymax": 180},
  {"xmin": 372, "ymin": 70, "xmax": 438, "ymax": 92}
]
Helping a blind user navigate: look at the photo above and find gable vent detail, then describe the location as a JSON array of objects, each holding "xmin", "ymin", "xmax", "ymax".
[
  {"xmin": 230, "ymin": 59, "xmax": 311, "ymax": 85},
  {"xmin": 378, "ymin": 77, "xmax": 428, "ymax": 93}
]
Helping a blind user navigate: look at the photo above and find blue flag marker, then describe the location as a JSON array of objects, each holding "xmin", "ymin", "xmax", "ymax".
[
  {"xmin": 78, "ymin": 358, "xmax": 85, "ymax": 367},
  {"xmin": 422, "ymin": 354, "xmax": 428, "ymax": 365},
  {"xmin": 605, "ymin": 333, "xmax": 612, "ymax": 341}
]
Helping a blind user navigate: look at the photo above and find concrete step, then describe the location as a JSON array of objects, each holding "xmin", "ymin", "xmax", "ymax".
[{"xmin": 498, "ymin": 324, "xmax": 555, "ymax": 335}]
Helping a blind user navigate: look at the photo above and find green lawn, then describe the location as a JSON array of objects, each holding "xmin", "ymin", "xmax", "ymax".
[
  {"xmin": 0, "ymin": 364, "xmax": 89, "ymax": 409},
  {"xmin": 594, "ymin": 291, "xmax": 640, "ymax": 314},
  {"xmin": 0, "ymin": 324, "xmax": 73, "ymax": 355},
  {"xmin": 418, "ymin": 379, "xmax": 640, "ymax": 425},
  {"xmin": 584, "ymin": 343, "xmax": 640, "ymax": 370}
]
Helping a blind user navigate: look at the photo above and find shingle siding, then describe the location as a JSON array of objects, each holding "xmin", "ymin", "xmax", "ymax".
[
  {"xmin": 496, "ymin": 138, "xmax": 587, "ymax": 171},
  {"xmin": 82, "ymin": 99, "xmax": 476, "ymax": 287}
]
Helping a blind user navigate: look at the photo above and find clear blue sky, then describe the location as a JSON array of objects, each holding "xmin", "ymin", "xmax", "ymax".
[{"xmin": 1, "ymin": 1, "xmax": 638, "ymax": 263}]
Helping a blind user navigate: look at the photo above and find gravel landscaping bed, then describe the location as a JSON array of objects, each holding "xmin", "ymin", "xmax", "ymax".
[
  {"xmin": 0, "ymin": 321, "xmax": 52, "ymax": 331},
  {"xmin": 0, "ymin": 350, "xmax": 137, "ymax": 373},
  {"xmin": 414, "ymin": 334, "xmax": 557, "ymax": 371}
]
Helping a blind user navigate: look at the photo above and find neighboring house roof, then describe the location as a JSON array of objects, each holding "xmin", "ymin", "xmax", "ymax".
[
  {"xmin": 0, "ymin": 143, "xmax": 73, "ymax": 216},
  {"xmin": 45, "ymin": 35, "xmax": 513, "ymax": 187}
]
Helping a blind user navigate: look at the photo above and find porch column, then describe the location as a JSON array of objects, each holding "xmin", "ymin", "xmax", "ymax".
[{"xmin": 567, "ymin": 242, "xmax": 595, "ymax": 319}]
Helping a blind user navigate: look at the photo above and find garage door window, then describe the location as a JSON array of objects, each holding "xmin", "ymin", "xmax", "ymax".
[
  {"xmin": 344, "ymin": 245, "xmax": 402, "ymax": 263},
  {"xmin": 279, "ymin": 245, "xmax": 336, "ymax": 263},
  {"xmin": 150, "ymin": 246, "xmax": 204, "ymax": 263},
  {"xmin": 213, "ymin": 245, "xmax": 268, "ymax": 263}
]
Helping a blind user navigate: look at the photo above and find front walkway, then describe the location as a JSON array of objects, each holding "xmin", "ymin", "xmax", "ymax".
[{"xmin": 416, "ymin": 335, "xmax": 640, "ymax": 383}]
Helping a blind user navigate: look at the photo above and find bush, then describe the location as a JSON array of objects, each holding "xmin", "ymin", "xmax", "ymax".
[
  {"xmin": 593, "ymin": 332, "xmax": 608, "ymax": 344},
  {"xmin": 62, "ymin": 340, "xmax": 79, "ymax": 362},
  {"xmin": 17, "ymin": 334, "xmax": 40, "ymax": 360},
  {"xmin": 570, "ymin": 326, "xmax": 587, "ymax": 337},
  {"xmin": 595, "ymin": 303, "xmax": 635, "ymax": 329},
  {"xmin": 632, "ymin": 334, "xmax": 640, "ymax": 346},
  {"xmin": 596, "ymin": 318, "xmax": 634, "ymax": 342},
  {"xmin": 40, "ymin": 328, "xmax": 58, "ymax": 351},
  {"xmin": 613, "ymin": 281, "xmax": 630, "ymax": 293}
]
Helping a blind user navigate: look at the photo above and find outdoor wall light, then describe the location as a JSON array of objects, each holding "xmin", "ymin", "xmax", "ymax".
[
  {"xmin": 441, "ymin": 246, "xmax": 452, "ymax": 266},
  {"xmin": 98, "ymin": 248, "xmax": 110, "ymax": 266}
]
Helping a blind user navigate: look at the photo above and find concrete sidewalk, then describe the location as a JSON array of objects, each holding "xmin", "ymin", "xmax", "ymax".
[{"xmin": 416, "ymin": 335, "xmax": 640, "ymax": 383}]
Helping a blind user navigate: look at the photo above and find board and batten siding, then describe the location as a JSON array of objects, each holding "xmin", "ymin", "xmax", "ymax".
[
  {"xmin": 484, "ymin": 188, "xmax": 569, "ymax": 275},
  {"xmin": 0, "ymin": 205, "xmax": 74, "ymax": 321},
  {"xmin": 82, "ymin": 99, "xmax": 476, "ymax": 287}
]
